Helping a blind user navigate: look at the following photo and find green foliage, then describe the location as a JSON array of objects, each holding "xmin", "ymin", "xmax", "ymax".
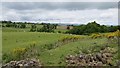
[
  {"xmin": 1, "ymin": 20, "xmax": 119, "ymax": 34},
  {"xmin": 108, "ymin": 25, "xmax": 118, "ymax": 32},
  {"xmin": 58, "ymin": 31, "xmax": 61, "ymax": 33},
  {"xmin": 2, "ymin": 32, "xmax": 67, "ymax": 53},
  {"xmin": 37, "ymin": 24, "xmax": 55, "ymax": 32},
  {"xmin": 2, "ymin": 53, "xmax": 13, "ymax": 63},
  {"xmin": 30, "ymin": 28, "xmax": 36, "ymax": 32},
  {"xmin": 66, "ymin": 21, "xmax": 119, "ymax": 35},
  {"xmin": 1, "ymin": 21, "xmax": 26, "ymax": 28},
  {"xmin": 2, "ymin": 20, "xmax": 119, "ymax": 66},
  {"xmin": 3, "ymin": 43, "xmax": 39, "ymax": 63},
  {"xmin": 30, "ymin": 24, "xmax": 37, "ymax": 32},
  {"xmin": 20, "ymin": 23, "xmax": 26, "ymax": 28},
  {"xmin": 12, "ymin": 48, "xmax": 26, "ymax": 60},
  {"xmin": 2, "ymin": 31, "xmax": 118, "ymax": 66}
]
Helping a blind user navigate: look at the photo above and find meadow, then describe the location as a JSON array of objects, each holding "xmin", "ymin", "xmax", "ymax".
[{"xmin": 1, "ymin": 22, "xmax": 119, "ymax": 66}]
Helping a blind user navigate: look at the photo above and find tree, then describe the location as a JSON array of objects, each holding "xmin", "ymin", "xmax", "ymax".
[
  {"xmin": 6, "ymin": 23, "xmax": 11, "ymax": 27},
  {"xmin": 108, "ymin": 25, "xmax": 118, "ymax": 32},
  {"xmin": 30, "ymin": 24, "xmax": 37, "ymax": 32},
  {"xmin": 37, "ymin": 23, "xmax": 54, "ymax": 32},
  {"xmin": 67, "ymin": 25, "xmax": 70, "ymax": 30},
  {"xmin": 100, "ymin": 25, "xmax": 109, "ymax": 33},
  {"xmin": 53, "ymin": 24, "xmax": 58, "ymax": 29},
  {"xmin": 66, "ymin": 21, "xmax": 114, "ymax": 35},
  {"xmin": 20, "ymin": 23, "xmax": 26, "ymax": 28}
]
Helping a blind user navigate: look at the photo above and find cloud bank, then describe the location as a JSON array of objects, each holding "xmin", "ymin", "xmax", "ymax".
[{"xmin": 1, "ymin": 2, "xmax": 118, "ymax": 25}]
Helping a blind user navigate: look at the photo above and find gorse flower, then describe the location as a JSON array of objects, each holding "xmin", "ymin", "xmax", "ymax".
[
  {"xmin": 59, "ymin": 35, "xmax": 82, "ymax": 42},
  {"xmin": 12, "ymin": 48, "xmax": 27, "ymax": 60}
]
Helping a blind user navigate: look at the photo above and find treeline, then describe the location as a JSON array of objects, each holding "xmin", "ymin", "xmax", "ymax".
[
  {"xmin": 30, "ymin": 23, "xmax": 58, "ymax": 32},
  {"xmin": 1, "ymin": 21, "xmax": 119, "ymax": 34},
  {"xmin": 1, "ymin": 21, "xmax": 27, "ymax": 28},
  {"xmin": 1, "ymin": 21, "xmax": 58, "ymax": 32},
  {"xmin": 66, "ymin": 21, "xmax": 120, "ymax": 35}
]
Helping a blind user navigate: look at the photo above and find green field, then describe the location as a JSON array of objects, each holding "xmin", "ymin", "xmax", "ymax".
[
  {"xmin": 2, "ymin": 32, "xmax": 105, "ymax": 65},
  {"xmin": 2, "ymin": 25, "xmax": 68, "ymax": 33},
  {"xmin": 1, "ymin": 2, "xmax": 119, "ymax": 67},
  {"xmin": 39, "ymin": 38, "xmax": 108, "ymax": 66},
  {"xmin": 3, "ymin": 32, "xmax": 69, "ymax": 53},
  {"xmin": 2, "ymin": 27, "xmax": 119, "ymax": 66}
]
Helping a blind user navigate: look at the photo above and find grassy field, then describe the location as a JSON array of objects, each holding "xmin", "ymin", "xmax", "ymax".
[
  {"xmin": 2, "ymin": 24, "xmax": 68, "ymax": 33},
  {"xmin": 2, "ymin": 27, "xmax": 119, "ymax": 66},
  {"xmin": 39, "ymin": 38, "xmax": 108, "ymax": 66},
  {"xmin": 2, "ymin": 32, "xmax": 71, "ymax": 53},
  {"xmin": 2, "ymin": 27, "xmax": 30, "ymax": 32}
]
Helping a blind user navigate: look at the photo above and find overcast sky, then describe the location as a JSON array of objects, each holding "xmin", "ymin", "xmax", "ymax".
[{"xmin": 1, "ymin": 2, "xmax": 119, "ymax": 25}]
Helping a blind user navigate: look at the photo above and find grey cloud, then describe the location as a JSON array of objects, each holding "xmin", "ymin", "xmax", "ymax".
[
  {"xmin": 2, "ymin": 2, "xmax": 118, "ymax": 10},
  {"xmin": 1, "ymin": 2, "xmax": 118, "ymax": 25}
]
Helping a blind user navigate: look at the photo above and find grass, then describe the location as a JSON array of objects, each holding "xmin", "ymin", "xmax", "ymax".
[
  {"xmin": 38, "ymin": 38, "xmax": 108, "ymax": 66},
  {"xmin": 54, "ymin": 29, "xmax": 68, "ymax": 33},
  {"xmin": 2, "ymin": 27, "xmax": 30, "ymax": 32},
  {"xmin": 2, "ymin": 26, "xmax": 68, "ymax": 34},
  {"xmin": 2, "ymin": 32, "xmax": 74, "ymax": 53},
  {"xmin": 2, "ymin": 24, "xmax": 43, "ymax": 32},
  {"xmin": 2, "ymin": 27, "xmax": 119, "ymax": 66}
]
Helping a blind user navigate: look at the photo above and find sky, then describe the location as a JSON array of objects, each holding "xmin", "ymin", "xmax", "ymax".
[
  {"xmin": 0, "ymin": 1, "xmax": 119, "ymax": 25},
  {"xmin": 1, "ymin": 0, "xmax": 119, "ymax": 2}
]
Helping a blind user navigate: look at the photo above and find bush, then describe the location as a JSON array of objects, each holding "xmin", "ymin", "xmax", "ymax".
[
  {"xmin": 90, "ymin": 33, "xmax": 102, "ymax": 39},
  {"xmin": 58, "ymin": 31, "xmax": 61, "ymax": 33},
  {"xmin": 12, "ymin": 48, "xmax": 27, "ymax": 60},
  {"xmin": 30, "ymin": 28, "xmax": 36, "ymax": 32}
]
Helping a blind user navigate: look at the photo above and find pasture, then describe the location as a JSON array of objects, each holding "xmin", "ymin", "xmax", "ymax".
[
  {"xmin": 2, "ymin": 26, "xmax": 119, "ymax": 66},
  {"xmin": 2, "ymin": 32, "xmax": 69, "ymax": 53}
]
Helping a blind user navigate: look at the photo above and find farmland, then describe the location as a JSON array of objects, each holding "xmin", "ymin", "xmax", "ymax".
[
  {"xmin": 2, "ymin": 32, "xmax": 107, "ymax": 65},
  {"xmin": 0, "ymin": 20, "xmax": 119, "ymax": 67},
  {"xmin": 2, "ymin": 32, "xmax": 74, "ymax": 53},
  {"xmin": 1, "ymin": 2, "xmax": 120, "ymax": 67}
]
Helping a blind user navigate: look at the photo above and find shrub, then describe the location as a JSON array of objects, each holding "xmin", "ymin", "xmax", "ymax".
[
  {"xmin": 59, "ymin": 35, "xmax": 81, "ymax": 43},
  {"xmin": 12, "ymin": 48, "xmax": 27, "ymax": 60},
  {"xmin": 58, "ymin": 31, "xmax": 61, "ymax": 33},
  {"xmin": 104, "ymin": 30, "xmax": 120, "ymax": 39},
  {"xmin": 30, "ymin": 28, "xmax": 36, "ymax": 32},
  {"xmin": 90, "ymin": 33, "xmax": 102, "ymax": 39}
]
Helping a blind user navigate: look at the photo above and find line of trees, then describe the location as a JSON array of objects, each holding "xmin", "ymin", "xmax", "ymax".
[
  {"xmin": 30, "ymin": 23, "xmax": 58, "ymax": 32},
  {"xmin": 1, "ymin": 21, "xmax": 59, "ymax": 32},
  {"xmin": 1, "ymin": 21, "xmax": 26, "ymax": 28},
  {"xmin": 66, "ymin": 21, "xmax": 119, "ymax": 35},
  {"xmin": 1, "ymin": 21, "xmax": 119, "ymax": 34}
]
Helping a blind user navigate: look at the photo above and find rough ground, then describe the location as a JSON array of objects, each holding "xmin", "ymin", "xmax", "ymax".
[
  {"xmin": 65, "ymin": 46, "xmax": 118, "ymax": 66},
  {"xmin": 2, "ymin": 58, "xmax": 42, "ymax": 68}
]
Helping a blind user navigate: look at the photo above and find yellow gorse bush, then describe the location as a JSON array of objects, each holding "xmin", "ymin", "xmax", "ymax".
[
  {"xmin": 106, "ymin": 33, "xmax": 115, "ymax": 38},
  {"xmin": 12, "ymin": 48, "xmax": 27, "ymax": 58},
  {"xmin": 105, "ymin": 30, "xmax": 120, "ymax": 38},
  {"xmin": 91, "ymin": 33, "xmax": 102, "ymax": 39},
  {"xmin": 114, "ymin": 30, "xmax": 120, "ymax": 37},
  {"xmin": 90, "ymin": 30, "xmax": 120, "ymax": 39},
  {"xmin": 72, "ymin": 35, "xmax": 82, "ymax": 39},
  {"xmin": 59, "ymin": 35, "xmax": 82, "ymax": 42}
]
